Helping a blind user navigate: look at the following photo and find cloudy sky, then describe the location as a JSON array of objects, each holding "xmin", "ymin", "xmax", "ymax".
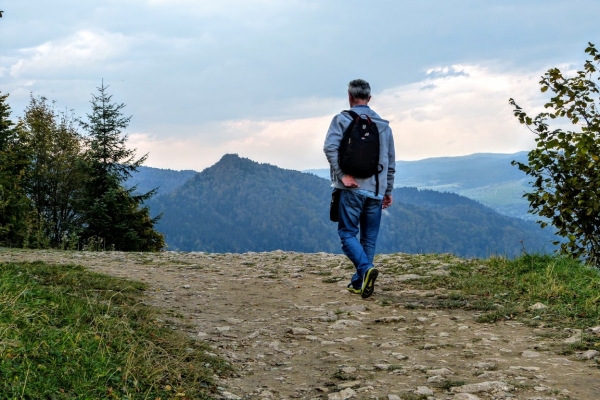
[{"xmin": 1, "ymin": 1, "xmax": 599, "ymax": 171}]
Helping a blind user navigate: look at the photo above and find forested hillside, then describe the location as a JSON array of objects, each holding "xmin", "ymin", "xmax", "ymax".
[
  {"xmin": 381, "ymin": 188, "xmax": 555, "ymax": 256},
  {"xmin": 149, "ymin": 154, "xmax": 336, "ymax": 253},
  {"xmin": 125, "ymin": 166, "xmax": 197, "ymax": 196},
  {"xmin": 148, "ymin": 154, "xmax": 556, "ymax": 257}
]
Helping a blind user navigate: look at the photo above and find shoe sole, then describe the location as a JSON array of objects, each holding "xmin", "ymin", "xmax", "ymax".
[
  {"xmin": 346, "ymin": 286, "xmax": 362, "ymax": 294},
  {"xmin": 361, "ymin": 268, "xmax": 378, "ymax": 299}
]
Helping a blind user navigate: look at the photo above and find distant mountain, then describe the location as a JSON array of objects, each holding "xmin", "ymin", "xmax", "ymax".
[
  {"xmin": 307, "ymin": 152, "xmax": 532, "ymax": 219},
  {"xmin": 395, "ymin": 152, "xmax": 529, "ymax": 190},
  {"xmin": 148, "ymin": 154, "xmax": 337, "ymax": 253},
  {"xmin": 306, "ymin": 152, "xmax": 528, "ymax": 188},
  {"xmin": 125, "ymin": 166, "xmax": 197, "ymax": 196},
  {"xmin": 147, "ymin": 154, "xmax": 555, "ymax": 257},
  {"xmin": 381, "ymin": 187, "xmax": 554, "ymax": 256}
]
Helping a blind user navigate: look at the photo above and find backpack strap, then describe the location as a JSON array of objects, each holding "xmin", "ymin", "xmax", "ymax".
[
  {"xmin": 343, "ymin": 110, "xmax": 361, "ymax": 122},
  {"xmin": 342, "ymin": 110, "xmax": 360, "ymax": 119}
]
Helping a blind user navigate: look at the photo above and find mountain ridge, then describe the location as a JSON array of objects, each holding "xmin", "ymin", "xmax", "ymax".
[
  {"xmin": 146, "ymin": 154, "xmax": 555, "ymax": 257},
  {"xmin": 129, "ymin": 152, "xmax": 532, "ymax": 220}
]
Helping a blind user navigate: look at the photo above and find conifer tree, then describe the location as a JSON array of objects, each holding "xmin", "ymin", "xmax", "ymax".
[
  {"xmin": 79, "ymin": 83, "xmax": 164, "ymax": 251},
  {"xmin": 0, "ymin": 92, "xmax": 32, "ymax": 247}
]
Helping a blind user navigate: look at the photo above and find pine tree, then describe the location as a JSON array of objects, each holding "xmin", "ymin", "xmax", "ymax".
[
  {"xmin": 0, "ymin": 92, "xmax": 32, "ymax": 247},
  {"xmin": 79, "ymin": 83, "xmax": 164, "ymax": 251}
]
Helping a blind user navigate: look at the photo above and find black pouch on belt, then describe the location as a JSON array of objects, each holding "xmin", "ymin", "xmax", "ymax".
[{"xmin": 330, "ymin": 189, "xmax": 341, "ymax": 222}]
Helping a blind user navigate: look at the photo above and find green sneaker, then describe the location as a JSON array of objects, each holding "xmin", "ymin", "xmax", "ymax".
[
  {"xmin": 361, "ymin": 268, "xmax": 379, "ymax": 299},
  {"xmin": 346, "ymin": 284, "xmax": 362, "ymax": 294}
]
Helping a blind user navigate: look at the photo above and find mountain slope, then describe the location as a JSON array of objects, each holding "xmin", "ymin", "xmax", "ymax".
[
  {"xmin": 149, "ymin": 154, "xmax": 338, "ymax": 253},
  {"xmin": 384, "ymin": 187, "xmax": 555, "ymax": 256},
  {"xmin": 125, "ymin": 166, "xmax": 198, "ymax": 196},
  {"xmin": 392, "ymin": 152, "xmax": 529, "ymax": 190},
  {"xmin": 148, "ymin": 154, "xmax": 555, "ymax": 257}
]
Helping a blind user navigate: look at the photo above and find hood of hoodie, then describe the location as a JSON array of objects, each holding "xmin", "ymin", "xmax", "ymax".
[{"xmin": 341, "ymin": 105, "xmax": 390, "ymax": 133}]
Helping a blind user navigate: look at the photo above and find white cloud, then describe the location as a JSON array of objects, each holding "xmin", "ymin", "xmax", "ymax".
[
  {"xmin": 372, "ymin": 64, "xmax": 548, "ymax": 161},
  {"xmin": 9, "ymin": 30, "xmax": 133, "ymax": 78}
]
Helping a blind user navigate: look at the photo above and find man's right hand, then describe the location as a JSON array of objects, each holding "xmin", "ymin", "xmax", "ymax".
[
  {"xmin": 341, "ymin": 175, "xmax": 359, "ymax": 188},
  {"xmin": 382, "ymin": 195, "xmax": 393, "ymax": 209}
]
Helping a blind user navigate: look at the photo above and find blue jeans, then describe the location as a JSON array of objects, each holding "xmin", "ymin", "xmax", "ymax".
[{"xmin": 337, "ymin": 190, "xmax": 382, "ymax": 289}]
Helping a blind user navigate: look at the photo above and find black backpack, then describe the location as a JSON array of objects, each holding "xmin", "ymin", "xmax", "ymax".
[{"xmin": 338, "ymin": 110, "xmax": 383, "ymax": 195}]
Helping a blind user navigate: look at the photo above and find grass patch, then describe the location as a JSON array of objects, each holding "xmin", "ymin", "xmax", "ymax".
[
  {"xmin": 438, "ymin": 254, "xmax": 600, "ymax": 345},
  {"xmin": 383, "ymin": 253, "xmax": 600, "ymax": 348},
  {"xmin": 476, "ymin": 305, "xmax": 523, "ymax": 323},
  {"xmin": 436, "ymin": 293, "xmax": 470, "ymax": 309},
  {"xmin": 0, "ymin": 261, "xmax": 232, "ymax": 399},
  {"xmin": 431, "ymin": 379, "xmax": 465, "ymax": 391},
  {"xmin": 332, "ymin": 370, "xmax": 357, "ymax": 381},
  {"xmin": 379, "ymin": 298, "xmax": 394, "ymax": 307}
]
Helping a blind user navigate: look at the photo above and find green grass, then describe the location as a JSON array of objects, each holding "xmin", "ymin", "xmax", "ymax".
[
  {"xmin": 381, "ymin": 253, "xmax": 600, "ymax": 348},
  {"xmin": 331, "ymin": 370, "xmax": 357, "ymax": 381},
  {"xmin": 378, "ymin": 299, "xmax": 394, "ymax": 307},
  {"xmin": 0, "ymin": 261, "xmax": 232, "ymax": 399},
  {"xmin": 458, "ymin": 179, "xmax": 528, "ymax": 207},
  {"xmin": 430, "ymin": 380, "xmax": 465, "ymax": 391},
  {"xmin": 435, "ymin": 254, "xmax": 600, "ymax": 346}
]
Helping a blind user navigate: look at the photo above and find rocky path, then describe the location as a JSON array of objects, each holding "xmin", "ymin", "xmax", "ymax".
[{"xmin": 2, "ymin": 249, "xmax": 599, "ymax": 400}]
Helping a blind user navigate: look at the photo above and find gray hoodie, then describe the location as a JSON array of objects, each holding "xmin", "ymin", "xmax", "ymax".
[{"xmin": 323, "ymin": 105, "xmax": 396, "ymax": 196}]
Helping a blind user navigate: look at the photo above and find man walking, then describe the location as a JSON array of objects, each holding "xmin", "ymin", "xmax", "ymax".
[{"xmin": 323, "ymin": 79, "xmax": 396, "ymax": 298}]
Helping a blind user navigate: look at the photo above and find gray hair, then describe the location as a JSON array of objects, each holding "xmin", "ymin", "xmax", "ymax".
[{"xmin": 348, "ymin": 79, "xmax": 371, "ymax": 99}]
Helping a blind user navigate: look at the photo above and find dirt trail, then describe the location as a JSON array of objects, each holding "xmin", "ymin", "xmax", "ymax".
[{"xmin": 2, "ymin": 249, "xmax": 599, "ymax": 400}]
